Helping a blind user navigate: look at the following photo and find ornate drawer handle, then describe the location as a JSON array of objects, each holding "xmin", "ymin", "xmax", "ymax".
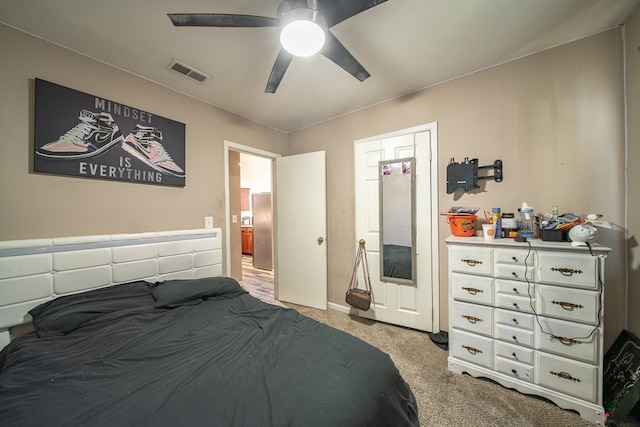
[
  {"xmin": 461, "ymin": 259, "xmax": 482, "ymax": 267},
  {"xmin": 512, "ymin": 302, "xmax": 520, "ymax": 309},
  {"xmin": 462, "ymin": 315, "xmax": 483, "ymax": 323},
  {"xmin": 511, "ymin": 272, "xmax": 518, "ymax": 277},
  {"xmin": 462, "ymin": 287, "xmax": 483, "ymax": 295},
  {"xmin": 512, "ymin": 256, "xmax": 519, "ymax": 262},
  {"xmin": 462, "ymin": 345, "xmax": 482, "ymax": 354},
  {"xmin": 512, "ymin": 318, "xmax": 519, "ymax": 324},
  {"xmin": 512, "ymin": 288, "xmax": 519, "ymax": 294},
  {"xmin": 551, "ymin": 335, "xmax": 583, "ymax": 346},
  {"xmin": 512, "ymin": 335, "xmax": 518, "ymax": 342},
  {"xmin": 552, "ymin": 300, "xmax": 584, "ymax": 310},
  {"xmin": 550, "ymin": 267, "xmax": 583, "ymax": 276},
  {"xmin": 549, "ymin": 371, "xmax": 581, "ymax": 383}
]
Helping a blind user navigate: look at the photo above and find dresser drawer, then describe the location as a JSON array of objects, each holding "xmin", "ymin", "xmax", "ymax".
[
  {"xmin": 494, "ymin": 248, "xmax": 534, "ymax": 266},
  {"xmin": 450, "ymin": 328, "xmax": 493, "ymax": 369},
  {"xmin": 495, "ymin": 356, "xmax": 534, "ymax": 382},
  {"xmin": 495, "ymin": 340, "xmax": 534, "ymax": 365},
  {"xmin": 495, "ymin": 263, "xmax": 533, "ymax": 282},
  {"xmin": 452, "ymin": 301, "xmax": 493, "ymax": 336},
  {"xmin": 537, "ymin": 352, "xmax": 598, "ymax": 403},
  {"xmin": 449, "ymin": 246, "xmax": 492, "ymax": 276},
  {"xmin": 495, "ymin": 279, "xmax": 532, "ymax": 298},
  {"xmin": 495, "ymin": 308, "xmax": 534, "ymax": 331},
  {"xmin": 535, "ymin": 284, "xmax": 600, "ymax": 324},
  {"xmin": 451, "ymin": 272, "xmax": 493, "ymax": 305},
  {"xmin": 538, "ymin": 252, "xmax": 599, "ymax": 289},
  {"xmin": 536, "ymin": 316, "xmax": 599, "ymax": 364},
  {"xmin": 495, "ymin": 293, "xmax": 534, "ymax": 313},
  {"xmin": 495, "ymin": 324, "xmax": 534, "ymax": 347}
]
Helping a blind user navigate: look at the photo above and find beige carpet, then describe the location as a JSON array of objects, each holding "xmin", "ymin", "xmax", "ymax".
[{"xmin": 284, "ymin": 303, "xmax": 640, "ymax": 427}]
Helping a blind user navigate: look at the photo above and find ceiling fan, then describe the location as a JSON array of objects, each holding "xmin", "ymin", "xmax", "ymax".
[{"xmin": 168, "ymin": 0, "xmax": 388, "ymax": 93}]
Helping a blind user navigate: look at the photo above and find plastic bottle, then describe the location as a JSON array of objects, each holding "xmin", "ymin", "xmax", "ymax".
[
  {"xmin": 518, "ymin": 203, "xmax": 535, "ymax": 240},
  {"xmin": 552, "ymin": 206, "xmax": 559, "ymax": 221},
  {"xmin": 491, "ymin": 207, "xmax": 502, "ymax": 239}
]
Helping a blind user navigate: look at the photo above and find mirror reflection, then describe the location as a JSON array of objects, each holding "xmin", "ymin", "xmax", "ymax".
[{"xmin": 379, "ymin": 157, "xmax": 416, "ymax": 285}]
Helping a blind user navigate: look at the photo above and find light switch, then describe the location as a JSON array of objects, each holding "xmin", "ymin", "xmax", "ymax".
[
  {"xmin": 232, "ymin": 215, "xmax": 238, "ymax": 223},
  {"xmin": 204, "ymin": 216, "xmax": 214, "ymax": 229}
]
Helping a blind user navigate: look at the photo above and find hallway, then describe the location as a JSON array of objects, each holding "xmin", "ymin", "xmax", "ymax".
[{"xmin": 240, "ymin": 255, "xmax": 283, "ymax": 306}]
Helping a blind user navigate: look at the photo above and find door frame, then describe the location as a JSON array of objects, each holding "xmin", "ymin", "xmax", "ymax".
[
  {"xmin": 353, "ymin": 122, "xmax": 440, "ymax": 332},
  {"xmin": 224, "ymin": 141, "xmax": 280, "ymax": 283}
]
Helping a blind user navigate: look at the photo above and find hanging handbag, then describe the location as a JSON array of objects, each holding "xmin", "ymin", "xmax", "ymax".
[{"xmin": 346, "ymin": 239, "xmax": 372, "ymax": 311}]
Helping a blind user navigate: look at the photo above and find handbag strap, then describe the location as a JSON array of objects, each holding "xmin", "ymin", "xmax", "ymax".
[
  {"xmin": 347, "ymin": 239, "xmax": 372, "ymax": 293},
  {"xmin": 359, "ymin": 240, "xmax": 372, "ymax": 293},
  {"xmin": 347, "ymin": 242, "xmax": 362, "ymax": 292}
]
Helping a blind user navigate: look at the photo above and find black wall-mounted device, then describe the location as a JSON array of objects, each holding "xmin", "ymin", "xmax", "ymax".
[{"xmin": 446, "ymin": 158, "xmax": 503, "ymax": 194}]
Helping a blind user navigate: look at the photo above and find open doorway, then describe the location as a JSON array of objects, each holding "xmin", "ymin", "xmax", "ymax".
[
  {"xmin": 225, "ymin": 143, "xmax": 328, "ymax": 310},
  {"xmin": 224, "ymin": 141, "xmax": 280, "ymax": 306},
  {"xmin": 239, "ymin": 153, "xmax": 275, "ymax": 303}
]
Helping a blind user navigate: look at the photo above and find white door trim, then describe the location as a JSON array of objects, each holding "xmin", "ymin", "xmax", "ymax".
[
  {"xmin": 429, "ymin": 123, "xmax": 440, "ymax": 332},
  {"xmin": 223, "ymin": 141, "xmax": 280, "ymax": 277}
]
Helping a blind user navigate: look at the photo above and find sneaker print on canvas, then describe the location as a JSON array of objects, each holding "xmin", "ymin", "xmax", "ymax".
[
  {"xmin": 121, "ymin": 125, "xmax": 185, "ymax": 178},
  {"xmin": 36, "ymin": 110, "xmax": 124, "ymax": 159}
]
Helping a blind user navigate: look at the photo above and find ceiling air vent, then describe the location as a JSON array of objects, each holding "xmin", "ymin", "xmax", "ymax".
[{"xmin": 168, "ymin": 60, "xmax": 210, "ymax": 83}]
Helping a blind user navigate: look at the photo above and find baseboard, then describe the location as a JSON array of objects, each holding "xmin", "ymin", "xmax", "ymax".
[{"xmin": 328, "ymin": 301, "xmax": 352, "ymax": 313}]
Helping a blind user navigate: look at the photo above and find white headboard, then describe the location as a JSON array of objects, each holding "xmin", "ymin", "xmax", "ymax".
[{"xmin": 0, "ymin": 228, "xmax": 223, "ymax": 348}]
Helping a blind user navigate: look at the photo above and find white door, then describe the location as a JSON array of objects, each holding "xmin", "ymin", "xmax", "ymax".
[
  {"xmin": 275, "ymin": 151, "xmax": 327, "ymax": 309},
  {"xmin": 354, "ymin": 127, "xmax": 437, "ymax": 331}
]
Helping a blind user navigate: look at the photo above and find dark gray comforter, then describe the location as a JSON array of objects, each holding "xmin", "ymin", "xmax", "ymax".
[{"xmin": 0, "ymin": 277, "xmax": 419, "ymax": 426}]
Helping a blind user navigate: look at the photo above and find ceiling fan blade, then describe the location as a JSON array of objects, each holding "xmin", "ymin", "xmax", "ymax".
[
  {"xmin": 168, "ymin": 13, "xmax": 278, "ymax": 27},
  {"xmin": 265, "ymin": 50, "xmax": 294, "ymax": 93},
  {"xmin": 318, "ymin": 0, "xmax": 388, "ymax": 28},
  {"xmin": 320, "ymin": 32, "xmax": 370, "ymax": 82}
]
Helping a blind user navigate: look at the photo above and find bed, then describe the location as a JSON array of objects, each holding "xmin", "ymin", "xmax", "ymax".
[{"xmin": 0, "ymin": 229, "xmax": 418, "ymax": 426}]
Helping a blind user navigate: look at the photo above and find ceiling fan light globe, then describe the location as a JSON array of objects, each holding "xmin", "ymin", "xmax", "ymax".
[
  {"xmin": 280, "ymin": 21, "xmax": 325, "ymax": 56},
  {"xmin": 279, "ymin": 7, "xmax": 326, "ymax": 57}
]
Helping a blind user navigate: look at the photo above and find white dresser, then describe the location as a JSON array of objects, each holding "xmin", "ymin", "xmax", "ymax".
[{"xmin": 445, "ymin": 236, "xmax": 611, "ymax": 425}]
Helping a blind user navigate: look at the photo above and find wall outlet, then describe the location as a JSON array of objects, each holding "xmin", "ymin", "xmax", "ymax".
[
  {"xmin": 232, "ymin": 214, "xmax": 238, "ymax": 223},
  {"xmin": 204, "ymin": 216, "xmax": 213, "ymax": 229}
]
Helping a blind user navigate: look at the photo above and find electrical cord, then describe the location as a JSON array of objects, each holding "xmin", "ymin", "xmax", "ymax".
[{"xmin": 520, "ymin": 239, "xmax": 603, "ymax": 342}]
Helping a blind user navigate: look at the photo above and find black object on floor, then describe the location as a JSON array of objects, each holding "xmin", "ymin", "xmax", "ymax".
[
  {"xmin": 429, "ymin": 331, "xmax": 449, "ymax": 350},
  {"xmin": 603, "ymin": 329, "xmax": 640, "ymax": 426}
]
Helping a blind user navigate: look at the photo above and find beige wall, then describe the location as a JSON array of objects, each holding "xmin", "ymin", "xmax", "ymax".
[
  {"xmin": 626, "ymin": 9, "xmax": 640, "ymax": 339},
  {"xmin": 0, "ymin": 25, "xmax": 288, "ymax": 250},
  {"xmin": 289, "ymin": 28, "xmax": 628, "ymax": 350}
]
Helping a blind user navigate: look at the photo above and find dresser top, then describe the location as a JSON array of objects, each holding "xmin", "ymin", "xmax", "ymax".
[{"xmin": 445, "ymin": 235, "xmax": 611, "ymax": 253}]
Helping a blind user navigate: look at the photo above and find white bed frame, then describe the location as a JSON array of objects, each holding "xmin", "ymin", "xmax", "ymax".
[{"xmin": 0, "ymin": 228, "xmax": 222, "ymax": 349}]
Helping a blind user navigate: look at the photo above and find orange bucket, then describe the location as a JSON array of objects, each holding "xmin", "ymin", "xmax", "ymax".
[{"xmin": 447, "ymin": 214, "xmax": 477, "ymax": 237}]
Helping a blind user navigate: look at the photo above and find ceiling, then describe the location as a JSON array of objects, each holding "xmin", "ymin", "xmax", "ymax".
[{"xmin": 1, "ymin": 0, "xmax": 639, "ymax": 133}]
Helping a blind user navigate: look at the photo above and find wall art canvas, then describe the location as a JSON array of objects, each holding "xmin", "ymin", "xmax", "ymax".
[{"xmin": 34, "ymin": 78, "xmax": 186, "ymax": 187}]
